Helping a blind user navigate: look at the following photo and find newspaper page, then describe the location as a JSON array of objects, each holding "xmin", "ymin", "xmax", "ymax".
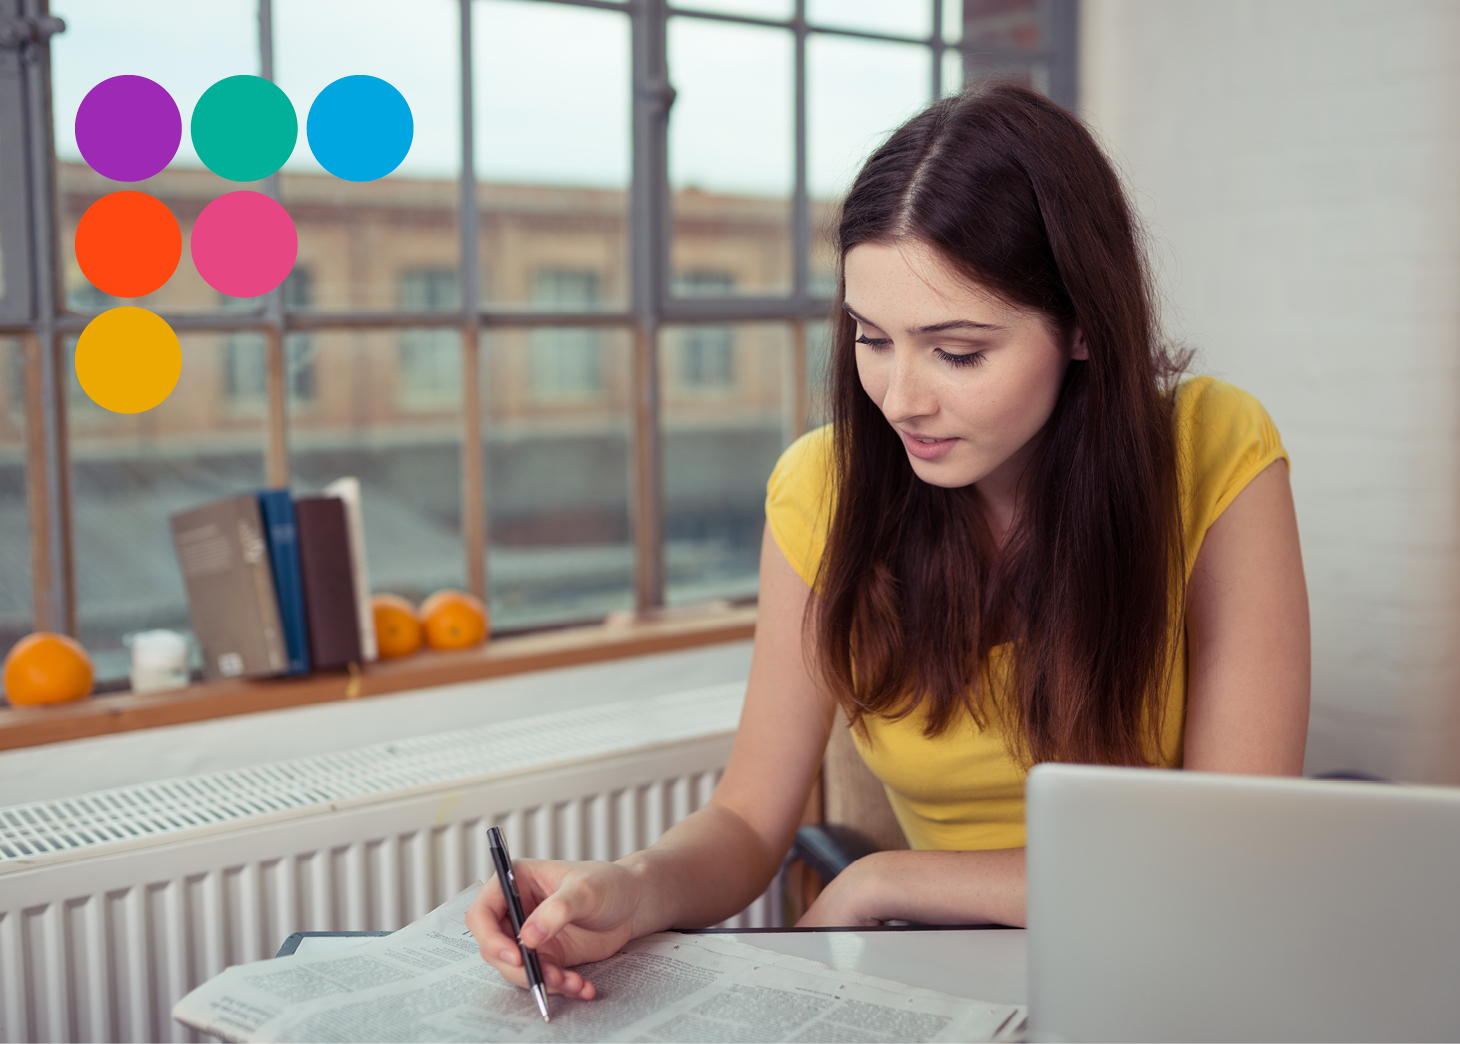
[{"xmin": 173, "ymin": 885, "xmax": 1026, "ymax": 1044}]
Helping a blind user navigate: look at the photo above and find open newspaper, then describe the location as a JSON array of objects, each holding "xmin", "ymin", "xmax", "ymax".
[{"xmin": 173, "ymin": 885, "xmax": 1026, "ymax": 1043}]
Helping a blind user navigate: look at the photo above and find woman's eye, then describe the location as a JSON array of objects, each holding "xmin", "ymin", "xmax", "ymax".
[
  {"xmin": 853, "ymin": 333, "xmax": 891, "ymax": 348},
  {"xmin": 934, "ymin": 348, "xmax": 986, "ymax": 368}
]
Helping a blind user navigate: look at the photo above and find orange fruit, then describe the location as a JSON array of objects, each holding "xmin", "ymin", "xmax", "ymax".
[
  {"xmin": 421, "ymin": 589, "xmax": 488, "ymax": 650},
  {"xmin": 372, "ymin": 593, "xmax": 423, "ymax": 659},
  {"xmin": 3, "ymin": 632, "xmax": 94, "ymax": 705}
]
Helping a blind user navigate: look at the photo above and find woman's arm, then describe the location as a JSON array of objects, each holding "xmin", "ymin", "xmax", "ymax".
[
  {"xmin": 798, "ymin": 848, "xmax": 1027, "ymax": 927},
  {"xmin": 612, "ymin": 524, "xmax": 836, "ymax": 929},
  {"xmin": 467, "ymin": 523, "xmax": 834, "ymax": 994},
  {"xmin": 1183, "ymin": 459, "xmax": 1311, "ymax": 774}
]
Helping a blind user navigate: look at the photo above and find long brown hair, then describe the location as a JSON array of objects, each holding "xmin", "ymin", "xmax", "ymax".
[{"xmin": 813, "ymin": 83, "xmax": 1187, "ymax": 767}]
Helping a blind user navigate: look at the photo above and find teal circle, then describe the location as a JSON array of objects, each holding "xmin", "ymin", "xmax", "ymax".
[
  {"xmin": 191, "ymin": 75, "xmax": 297, "ymax": 182},
  {"xmin": 306, "ymin": 75, "xmax": 412, "ymax": 182}
]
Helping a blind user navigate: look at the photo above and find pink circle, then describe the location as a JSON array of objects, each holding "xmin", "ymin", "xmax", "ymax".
[{"xmin": 190, "ymin": 191, "xmax": 298, "ymax": 297}]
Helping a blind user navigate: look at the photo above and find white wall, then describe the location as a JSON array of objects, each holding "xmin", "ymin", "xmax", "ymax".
[{"xmin": 1081, "ymin": 0, "xmax": 1460, "ymax": 781}]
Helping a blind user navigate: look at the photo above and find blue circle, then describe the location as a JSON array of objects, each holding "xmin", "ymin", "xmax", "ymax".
[{"xmin": 306, "ymin": 76, "xmax": 412, "ymax": 182}]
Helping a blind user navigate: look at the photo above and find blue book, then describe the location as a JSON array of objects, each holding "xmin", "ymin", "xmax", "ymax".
[{"xmin": 257, "ymin": 489, "xmax": 311, "ymax": 675}]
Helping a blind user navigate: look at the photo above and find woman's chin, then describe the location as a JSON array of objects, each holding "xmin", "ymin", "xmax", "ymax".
[{"xmin": 906, "ymin": 453, "xmax": 982, "ymax": 489}]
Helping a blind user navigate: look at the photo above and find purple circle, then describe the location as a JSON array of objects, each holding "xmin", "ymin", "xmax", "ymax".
[{"xmin": 75, "ymin": 76, "xmax": 181, "ymax": 182}]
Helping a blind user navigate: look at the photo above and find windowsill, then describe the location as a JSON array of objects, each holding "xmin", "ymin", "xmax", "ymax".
[{"xmin": 0, "ymin": 604, "xmax": 757, "ymax": 752}]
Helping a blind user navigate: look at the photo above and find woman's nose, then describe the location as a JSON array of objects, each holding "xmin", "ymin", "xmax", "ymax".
[{"xmin": 879, "ymin": 348, "xmax": 937, "ymax": 423}]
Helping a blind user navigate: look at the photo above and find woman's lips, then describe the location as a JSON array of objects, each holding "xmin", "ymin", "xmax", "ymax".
[{"xmin": 899, "ymin": 429, "xmax": 959, "ymax": 460}]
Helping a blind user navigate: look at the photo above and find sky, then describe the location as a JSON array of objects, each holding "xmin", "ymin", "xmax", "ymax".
[{"xmin": 50, "ymin": 0, "xmax": 949, "ymax": 199}]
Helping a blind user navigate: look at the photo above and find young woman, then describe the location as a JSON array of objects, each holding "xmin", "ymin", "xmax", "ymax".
[{"xmin": 466, "ymin": 83, "xmax": 1310, "ymax": 1000}]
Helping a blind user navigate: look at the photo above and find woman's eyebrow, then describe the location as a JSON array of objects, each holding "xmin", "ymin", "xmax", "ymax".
[
  {"xmin": 916, "ymin": 318, "xmax": 1003, "ymax": 333},
  {"xmin": 842, "ymin": 302, "xmax": 1001, "ymax": 334}
]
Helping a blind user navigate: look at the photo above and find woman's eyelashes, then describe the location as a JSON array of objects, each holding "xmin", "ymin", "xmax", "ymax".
[
  {"xmin": 935, "ymin": 347, "xmax": 987, "ymax": 367},
  {"xmin": 854, "ymin": 332, "xmax": 986, "ymax": 368}
]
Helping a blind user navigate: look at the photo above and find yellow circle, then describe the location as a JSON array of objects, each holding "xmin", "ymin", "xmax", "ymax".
[{"xmin": 75, "ymin": 307, "xmax": 181, "ymax": 413}]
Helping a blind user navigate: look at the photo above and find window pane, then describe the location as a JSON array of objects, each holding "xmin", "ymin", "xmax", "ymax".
[
  {"xmin": 52, "ymin": 0, "xmax": 257, "ymax": 315},
  {"xmin": 484, "ymin": 326, "xmax": 634, "ymax": 627},
  {"xmin": 943, "ymin": 48, "xmax": 964, "ymax": 96},
  {"xmin": 806, "ymin": 0, "xmax": 932, "ymax": 39},
  {"xmin": 669, "ymin": 18, "xmax": 793, "ymax": 298},
  {"xmin": 0, "ymin": 337, "xmax": 29, "ymax": 662},
  {"xmin": 944, "ymin": 0, "xmax": 963, "ymax": 43},
  {"xmin": 964, "ymin": 0, "xmax": 1043, "ymax": 51},
  {"xmin": 673, "ymin": 0, "xmax": 792, "ymax": 20},
  {"xmin": 962, "ymin": 0, "xmax": 1046, "ymax": 92},
  {"xmin": 475, "ymin": 1, "xmax": 630, "ymax": 312},
  {"xmin": 276, "ymin": 0, "xmax": 461, "ymax": 311},
  {"xmin": 69, "ymin": 334, "xmax": 267, "ymax": 684},
  {"xmin": 661, "ymin": 322, "xmax": 786, "ymax": 606},
  {"xmin": 290, "ymin": 330, "xmax": 466, "ymax": 605},
  {"xmin": 808, "ymin": 35, "xmax": 930, "ymax": 295}
]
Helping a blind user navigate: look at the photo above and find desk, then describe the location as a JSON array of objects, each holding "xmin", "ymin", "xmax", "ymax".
[{"xmin": 279, "ymin": 928, "xmax": 1028, "ymax": 1007}]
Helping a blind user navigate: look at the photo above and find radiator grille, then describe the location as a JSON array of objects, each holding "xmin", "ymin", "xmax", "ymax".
[
  {"xmin": 0, "ymin": 682, "xmax": 744, "ymax": 864},
  {"xmin": 0, "ymin": 682, "xmax": 775, "ymax": 1043}
]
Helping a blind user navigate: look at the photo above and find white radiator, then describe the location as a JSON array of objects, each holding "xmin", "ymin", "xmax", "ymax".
[{"xmin": 0, "ymin": 682, "xmax": 775, "ymax": 1043}]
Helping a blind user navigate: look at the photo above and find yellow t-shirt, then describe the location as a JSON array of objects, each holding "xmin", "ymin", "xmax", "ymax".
[{"xmin": 765, "ymin": 376, "xmax": 1288, "ymax": 851}]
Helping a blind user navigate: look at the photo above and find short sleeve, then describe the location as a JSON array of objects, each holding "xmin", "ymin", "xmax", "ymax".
[
  {"xmin": 765, "ymin": 425, "xmax": 837, "ymax": 587},
  {"xmin": 1173, "ymin": 377, "xmax": 1289, "ymax": 569}
]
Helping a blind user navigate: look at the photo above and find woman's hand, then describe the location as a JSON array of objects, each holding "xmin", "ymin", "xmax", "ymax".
[
  {"xmin": 796, "ymin": 853, "xmax": 892, "ymax": 927},
  {"xmin": 465, "ymin": 858, "xmax": 648, "ymax": 1001}
]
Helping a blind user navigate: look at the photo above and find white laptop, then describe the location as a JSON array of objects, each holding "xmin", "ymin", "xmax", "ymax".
[{"xmin": 1025, "ymin": 763, "xmax": 1460, "ymax": 1042}]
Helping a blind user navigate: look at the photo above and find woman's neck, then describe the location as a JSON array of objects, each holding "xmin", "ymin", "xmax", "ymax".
[{"xmin": 974, "ymin": 440, "xmax": 1038, "ymax": 549}]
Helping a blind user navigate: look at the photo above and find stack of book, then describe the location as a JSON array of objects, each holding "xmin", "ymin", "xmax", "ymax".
[{"xmin": 169, "ymin": 480, "xmax": 379, "ymax": 682}]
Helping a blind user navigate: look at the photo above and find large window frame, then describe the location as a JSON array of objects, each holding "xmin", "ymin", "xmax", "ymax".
[{"xmin": 0, "ymin": 0, "xmax": 1076, "ymax": 641}]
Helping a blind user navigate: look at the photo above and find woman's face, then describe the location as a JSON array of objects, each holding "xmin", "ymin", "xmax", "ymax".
[{"xmin": 845, "ymin": 239, "xmax": 1085, "ymax": 495}]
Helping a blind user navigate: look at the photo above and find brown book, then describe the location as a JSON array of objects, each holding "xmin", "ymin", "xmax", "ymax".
[
  {"xmin": 294, "ymin": 495, "xmax": 363, "ymax": 670},
  {"xmin": 171, "ymin": 495, "xmax": 288, "ymax": 680}
]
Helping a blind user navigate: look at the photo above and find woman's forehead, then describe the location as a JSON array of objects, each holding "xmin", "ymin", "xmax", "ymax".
[{"xmin": 844, "ymin": 241, "xmax": 1026, "ymax": 330}]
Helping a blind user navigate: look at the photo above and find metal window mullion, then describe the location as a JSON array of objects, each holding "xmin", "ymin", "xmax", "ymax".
[
  {"xmin": 629, "ymin": 0, "xmax": 670, "ymax": 612},
  {"xmin": 258, "ymin": 0, "xmax": 289, "ymax": 488},
  {"xmin": 20, "ymin": 0, "xmax": 72, "ymax": 635},
  {"xmin": 458, "ymin": 0, "xmax": 487, "ymax": 604},
  {"xmin": 787, "ymin": 0, "xmax": 809, "ymax": 444}
]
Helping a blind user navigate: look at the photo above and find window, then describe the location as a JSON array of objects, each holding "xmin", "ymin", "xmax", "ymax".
[
  {"xmin": 0, "ymin": 338, "xmax": 28, "ymax": 661},
  {"xmin": 530, "ymin": 270, "xmax": 604, "ymax": 402},
  {"xmin": 399, "ymin": 268, "xmax": 462, "ymax": 411},
  {"xmin": 673, "ymin": 272, "xmax": 736, "ymax": 392},
  {"xmin": 5, "ymin": 0, "xmax": 1077, "ymax": 681},
  {"xmin": 221, "ymin": 269, "xmax": 317, "ymax": 405}
]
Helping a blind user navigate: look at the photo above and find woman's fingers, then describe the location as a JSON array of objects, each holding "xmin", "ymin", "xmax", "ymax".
[
  {"xmin": 465, "ymin": 879, "xmax": 517, "ymax": 961},
  {"xmin": 541, "ymin": 961, "xmax": 596, "ymax": 1000},
  {"xmin": 518, "ymin": 878, "xmax": 590, "ymax": 949}
]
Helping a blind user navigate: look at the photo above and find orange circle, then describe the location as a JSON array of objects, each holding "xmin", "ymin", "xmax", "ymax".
[
  {"xmin": 372, "ymin": 594, "xmax": 423, "ymax": 659},
  {"xmin": 3, "ymin": 632, "xmax": 94, "ymax": 705},
  {"xmin": 75, "ymin": 190, "xmax": 181, "ymax": 298},
  {"xmin": 421, "ymin": 589, "xmax": 488, "ymax": 650},
  {"xmin": 76, "ymin": 307, "xmax": 181, "ymax": 413}
]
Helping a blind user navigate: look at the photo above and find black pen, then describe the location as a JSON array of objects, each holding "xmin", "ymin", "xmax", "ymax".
[{"xmin": 487, "ymin": 826, "xmax": 550, "ymax": 1022}]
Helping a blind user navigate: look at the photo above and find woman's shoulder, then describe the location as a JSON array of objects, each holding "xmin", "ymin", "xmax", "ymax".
[
  {"xmin": 766, "ymin": 425, "xmax": 836, "ymax": 586},
  {"xmin": 1171, "ymin": 376, "xmax": 1289, "ymax": 552}
]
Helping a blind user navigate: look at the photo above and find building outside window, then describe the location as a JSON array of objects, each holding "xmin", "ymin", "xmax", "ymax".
[{"xmin": 530, "ymin": 269, "xmax": 603, "ymax": 402}]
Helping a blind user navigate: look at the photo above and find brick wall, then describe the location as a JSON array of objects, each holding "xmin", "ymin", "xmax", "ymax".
[{"xmin": 1081, "ymin": 0, "xmax": 1460, "ymax": 781}]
